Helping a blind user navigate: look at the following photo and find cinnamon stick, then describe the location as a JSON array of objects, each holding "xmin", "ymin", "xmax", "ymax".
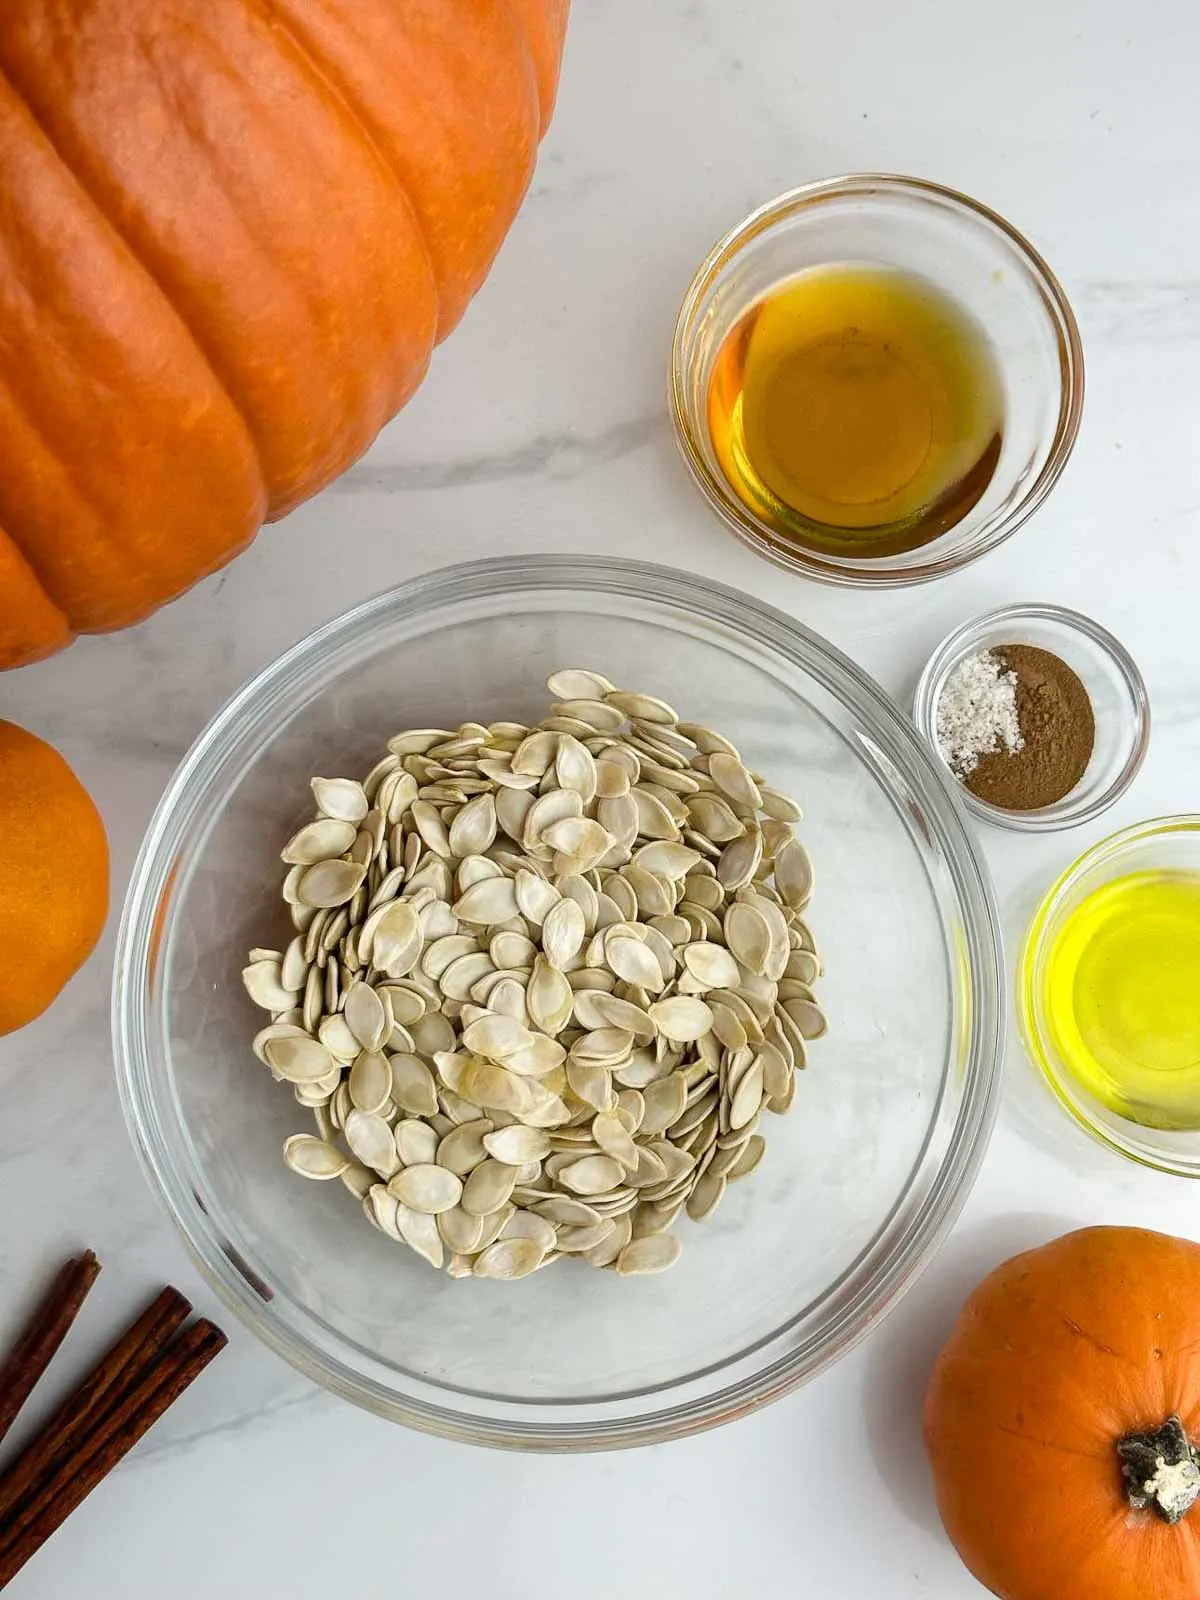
[
  {"xmin": 0, "ymin": 1319, "xmax": 227, "ymax": 1588},
  {"xmin": 0, "ymin": 1285, "xmax": 190, "ymax": 1524},
  {"xmin": 0, "ymin": 1252, "xmax": 100, "ymax": 1448}
]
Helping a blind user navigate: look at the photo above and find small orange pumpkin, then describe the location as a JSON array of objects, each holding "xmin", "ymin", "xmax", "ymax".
[
  {"xmin": 0, "ymin": 721, "xmax": 109, "ymax": 1033},
  {"xmin": 925, "ymin": 1226, "xmax": 1200, "ymax": 1600}
]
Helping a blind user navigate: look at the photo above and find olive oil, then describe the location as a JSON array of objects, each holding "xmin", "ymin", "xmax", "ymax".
[
  {"xmin": 1039, "ymin": 871, "xmax": 1200, "ymax": 1129},
  {"xmin": 707, "ymin": 264, "xmax": 1004, "ymax": 558}
]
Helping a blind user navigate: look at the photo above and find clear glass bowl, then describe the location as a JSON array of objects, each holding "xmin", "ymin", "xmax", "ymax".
[
  {"xmin": 1020, "ymin": 817, "xmax": 1200, "ymax": 1177},
  {"xmin": 113, "ymin": 556, "xmax": 1004, "ymax": 1449},
  {"xmin": 913, "ymin": 603, "xmax": 1149, "ymax": 832},
  {"xmin": 671, "ymin": 174, "xmax": 1083, "ymax": 587}
]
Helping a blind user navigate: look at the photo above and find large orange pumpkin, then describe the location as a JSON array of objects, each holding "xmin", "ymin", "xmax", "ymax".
[
  {"xmin": 0, "ymin": 0, "xmax": 569, "ymax": 668},
  {"xmin": 925, "ymin": 1226, "xmax": 1200, "ymax": 1600}
]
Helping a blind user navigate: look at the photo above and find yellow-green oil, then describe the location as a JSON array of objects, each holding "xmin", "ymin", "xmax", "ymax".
[{"xmin": 1038, "ymin": 870, "xmax": 1200, "ymax": 1129}]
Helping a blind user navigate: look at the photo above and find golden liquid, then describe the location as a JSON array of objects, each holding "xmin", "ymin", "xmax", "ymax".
[
  {"xmin": 1038, "ymin": 871, "xmax": 1200, "ymax": 1130},
  {"xmin": 707, "ymin": 264, "xmax": 1004, "ymax": 557}
]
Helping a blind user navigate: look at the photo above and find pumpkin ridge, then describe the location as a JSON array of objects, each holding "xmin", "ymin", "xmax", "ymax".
[
  {"xmin": 0, "ymin": 335, "xmax": 257, "ymax": 637},
  {"xmin": 0, "ymin": 57, "xmax": 269, "ymax": 509},
  {"xmin": 257, "ymin": 0, "xmax": 540, "ymax": 345},
  {"xmin": 0, "ymin": 532, "xmax": 72, "ymax": 666},
  {"xmin": 0, "ymin": 77, "xmax": 179, "ymax": 623},
  {"xmin": 503, "ymin": 0, "xmax": 569, "ymax": 131},
  {"xmin": 992, "ymin": 1419, "xmax": 1105, "ymax": 1461},
  {"xmin": 501, "ymin": 0, "xmax": 553, "ymax": 134},
  {"xmin": 1062, "ymin": 1317, "xmax": 1123, "ymax": 1361},
  {"xmin": 248, "ymin": 0, "xmax": 437, "ymax": 358},
  {"xmin": 0, "ymin": 374, "xmax": 98, "ymax": 603},
  {"xmin": 0, "ymin": 357, "xmax": 189, "ymax": 635},
  {"xmin": 0, "ymin": 67, "xmax": 267, "ymax": 639}
]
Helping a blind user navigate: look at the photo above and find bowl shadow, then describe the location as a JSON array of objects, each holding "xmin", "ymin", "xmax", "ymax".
[{"xmin": 861, "ymin": 1210, "xmax": 1079, "ymax": 1539}]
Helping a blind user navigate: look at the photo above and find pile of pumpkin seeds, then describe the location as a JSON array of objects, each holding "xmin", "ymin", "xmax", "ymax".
[{"xmin": 243, "ymin": 670, "xmax": 824, "ymax": 1281}]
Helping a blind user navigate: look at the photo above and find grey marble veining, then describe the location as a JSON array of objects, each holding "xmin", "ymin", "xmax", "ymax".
[{"xmin": 336, "ymin": 413, "xmax": 665, "ymax": 493}]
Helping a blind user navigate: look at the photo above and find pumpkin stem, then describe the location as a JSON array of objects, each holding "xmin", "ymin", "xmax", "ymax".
[{"xmin": 1118, "ymin": 1417, "xmax": 1200, "ymax": 1525}]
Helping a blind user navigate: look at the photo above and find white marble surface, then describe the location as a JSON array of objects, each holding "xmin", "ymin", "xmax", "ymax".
[{"xmin": 3, "ymin": 0, "xmax": 1200, "ymax": 1593}]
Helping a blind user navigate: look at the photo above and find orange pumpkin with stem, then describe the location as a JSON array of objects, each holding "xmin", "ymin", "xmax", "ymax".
[
  {"xmin": 0, "ymin": 722, "xmax": 109, "ymax": 1033},
  {"xmin": 0, "ymin": 0, "xmax": 569, "ymax": 668},
  {"xmin": 925, "ymin": 1226, "xmax": 1200, "ymax": 1600}
]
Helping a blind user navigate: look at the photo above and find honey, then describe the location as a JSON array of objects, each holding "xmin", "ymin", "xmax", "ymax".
[
  {"xmin": 1036, "ymin": 870, "xmax": 1200, "ymax": 1130},
  {"xmin": 707, "ymin": 264, "xmax": 1004, "ymax": 558}
]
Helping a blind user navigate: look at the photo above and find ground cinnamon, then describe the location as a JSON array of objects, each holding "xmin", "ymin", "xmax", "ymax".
[{"xmin": 965, "ymin": 643, "xmax": 1094, "ymax": 809}]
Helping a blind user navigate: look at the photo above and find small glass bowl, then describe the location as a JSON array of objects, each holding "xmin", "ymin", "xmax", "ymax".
[
  {"xmin": 1020, "ymin": 817, "xmax": 1200, "ymax": 1177},
  {"xmin": 913, "ymin": 603, "xmax": 1149, "ymax": 832},
  {"xmin": 670, "ymin": 174, "xmax": 1084, "ymax": 587}
]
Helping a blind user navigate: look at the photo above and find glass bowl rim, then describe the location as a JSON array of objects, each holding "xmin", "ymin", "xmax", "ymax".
[
  {"xmin": 112, "ymin": 553, "xmax": 1005, "ymax": 1449},
  {"xmin": 912, "ymin": 601, "xmax": 1150, "ymax": 833},
  {"xmin": 1017, "ymin": 814, "xmax": 1200, "ymax": 1177},
  {"xmin": 669, "ymin": 172, "xmax": 1085, "ymax": 589}
]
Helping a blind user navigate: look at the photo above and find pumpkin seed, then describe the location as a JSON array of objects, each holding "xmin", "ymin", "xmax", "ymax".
[
  {"xmin": 438, "ymin": 1205, "xmax": 487, "ymax": 1254},
  {"xmin": 462, "ymin": 1159, "xmax": 520, "ymax": 1216},
  {"xmin": 344, "ymin": 1110, "xmax": 400, "ymax": 1177},
  {"xmin": 394, "ymin": 1119, "xmax": 440, "ymax": 1167},
  {"xmin": 296, "ymin": 859, "xmax": 367, "ymax": 909},
  {"xmin": 499, "ymin": 1209, "xmax": 559, "ymax": 1252},
  {"xmin": 774, "ymin": 839, "xmax": 814, "ymax": 909},
  {"xmin": 283, "ymin": 1135, "xmax": 349, "ymax": 1180},
  {"xmin": 472, "ymin": 1238, "xmax": 545, "ymax": 1279},
  {"xmin": 606, "ymin": 936, "xmax": 664, "ymax": 991},
  {"xmin": 648, "ymin": 996, "xmax": 714, "ymax": 1043},
  {"xmin": 686, "ymin": 1166, "xmax": 727, "ymax": 1222},
  {"xmin": 281, "ymin": 818, "xmax": 357, "ymax": 866},
  {"xmin": 389, "ymin": 1164, "xmax": 463, "ymax": 1214},
  {"xmin": 708, "ymin": 753, "xmax": 762, "ymax": 810},
  {"xmin": 615, "ymin": 1234, "xmax": 682, "ymax": 1276},
  {"xmin": 605, "ymin": 690, "xmax": 679, "ymax": 725},
  {"xmin": 547, "ymin": 668, "xmax": 617, "ymax": 701},
  {"xmin": 312, "ymin": 776, "xmax": 369, "ymax": 824},
  {"xmin": 783, "ymin": 997, "xmax": 828, "ymax": 1039},
  {"xmin": 348, "ymin": 1050, "xmax": 392, "ymax": 1115},
  {"xmin": 541, "ymin": 897, "xmax": 587, "ymax": 968},
  {"xmin": 454, "ymin": 877, "xmax": 520, "ymax": 925},
  {"xmin": 461, "ymin": 1013, "xmax": 535, "ymax": 1060},
  {"xmin": 558, "ymin": 1155, "xmax": 625, "ymax": 1195},
  {"xmin": 389, "ymin": 1054, "xmax": 439, "ymax": 1118},
  {"xmin": 243, "ymin": 960, "xmax": 300, "ymax": 1014},
  {"xmin": 370, "ymin": 902, "xmax": 423, "ymax": 978},
  {"xmin": 396, "ymin": 1204, "xmax": 445, "ymax": 1268},
  {"xmin": 556, "ymin": 1221, "xmax": 616, "ymax": 1253},
  {"xmin": 527, "ymin": 955, "xmax": 574, "ymax": 1034},
  {"xmin": 436, "ymin": 1120, "xmax": 494, "ymax": 1175},
  {"xmin": 263, "ymin": 1034, "xmax": 334, "ymax": 1085},
  {"xmin": 482, "ymin": 1125, "xmax": 552, "ymax": 1166}
]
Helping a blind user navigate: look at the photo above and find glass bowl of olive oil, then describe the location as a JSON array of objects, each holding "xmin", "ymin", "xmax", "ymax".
[
  {"xmin": 671, "ymin": 175, "xmax": 1083, "ymax": 586},
  {"xmin": 1020, "ymin": 817, "xmax": 1200, "ymax": 1176}
]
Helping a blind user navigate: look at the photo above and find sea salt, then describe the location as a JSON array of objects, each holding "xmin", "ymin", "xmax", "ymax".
[{"xmin": 935, "ymin": 649, "xmax": 1024, "ymax": 776}]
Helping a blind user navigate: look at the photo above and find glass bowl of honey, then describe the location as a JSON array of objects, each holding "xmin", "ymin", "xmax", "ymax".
[
  {"xmin": 671, "ymin": 174, "xmax": 1084, "ymax": 586},
  {"xmin": 1020, "ymin": 817, "xmax": 1200, "ymax": 1176}
]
